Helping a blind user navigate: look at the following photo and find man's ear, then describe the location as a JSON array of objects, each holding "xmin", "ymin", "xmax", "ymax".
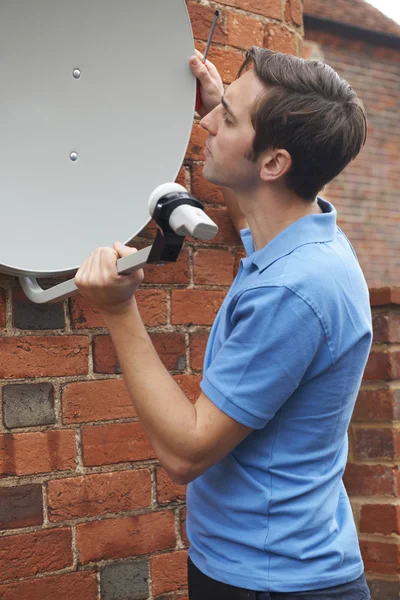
[{"xmin": 260, "ymin": 149, "xmax": 292, "ymax": 183}]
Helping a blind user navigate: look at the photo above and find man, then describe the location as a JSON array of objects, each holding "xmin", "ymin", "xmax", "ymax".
[{"xmin": 75, "ymin": 48, "xmax": 373, "ymax": 599}]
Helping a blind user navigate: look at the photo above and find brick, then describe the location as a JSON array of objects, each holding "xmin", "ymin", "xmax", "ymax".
[
  {"xmin": 0, "ymin": 528, "xmax": 72, "ymax": 582},
  {"xmin": 151, "ymin": 333, "xmax": 187, "ymax": 371},
  {"xmin": 360, "ymin": 504, "xmax": 400, "ymax": 535},
  {"xmin": 175, "ymin": 166, "xmax": 187, "ymax": 189},
  {"xmin": 0, "ymin": 288, "xmax": 6, "ymax": 329},
  {"xmin": 0, "ymin": 430, "xmax": 76, "ymax": 477},
  {"xmin": 93, "ymin": 335, "xmax": 121, "ymax": 374},
  {"xmin": 188, "ymin": 2, "xmax": 226, "ymax": 44},
  {"xmin": 0, "ymin": 336, "xmax": 88, "ymax": 378},
  {"xmin": 2, "ymin": 383, "xmax": 55, "ymax": 429},
  {"xmin": 186, "ymin": 124, "xmax": 208, "ymax": 161},
  {"xmin": 189, "ymin": 332, "xmax": 209, "ymax": 371},
  {"xmin": 0, "ymin": 571, "xmax": 98, "ymax": 600},
  {"xmin": 156, "ymin": 467, "xmax": 187, "ymax": 505},
  {"xmin": 173, "ymin": 374, "xmax": 202, "ymax": 403},
  {"xmin": 285, "ymin": 0, "xmax": 303, "ymax": 27},
  {"xmin": 227, "ymin": 12, "xmax": 264, "ymax": 49},
  {"xmin": 372, "ymin": 314, "xmax": 389, "ymax": 343},
  {"xmin": 363, "ymin": 350, "xmax": 400, "ymax": 381},
  {"xmin": 388, "ymin": 314, "xmax": 400, "ymax": 343},
  {"xmin": 302, "ymin": 40, "xmax": 324, "ymax": 61},
  {"xmin": 70, "ymin": 296, "xmax": 106, "ymax": 329},
  {"xmin": 171, "ymin": 290, "xmax": 226, "ymax": 325},
  {"xmin": 154, "ymin": 595, "xmax": 188, "ymax": 600},
  {"xmin": 151, "ymin": 551, "xmax": 188, "ymax": 597},
  {"xmin": 71, "ymin": 290, "xmax": 167, "ymax": 329},
  {"xmin": 81, "ymin": 422, "xmax": 155, "ymax": 467},
  {"xmin": 47, "ymin": 469, "xmax": 151, "ymax": 521},
  {"xmin": 12, "ymin": 288, "xmax": 65, "ymax": 330},
  {"xmin": 191, "ymin": 164, "xmax": 224, "ymax": 205},
  {"xmin": 93, "ymin": 333, "xmax": 187, "ymax": 374},
  {"xmin": 180, "ymin": 507, "xmax": 189, "ymax": 547},
  {"xmin": 372, "ymin": 313, "xmax": 400, "ymax": 343},
  {"xmin": 62, "ymin": 379, "xmax": 136, "ymax": 424},
  {"xmin": 370, "ymin": 287, "xmax": 400, "ymax": 306},
  {"xmin": 390, "ymin": 352, "xmax": 400, "ymax": 380},
  {"xmin": 77, "ymin": 511, "xmax": 176, "ymax": 564},
  {"xmin": 352, "ymin": 388, "xmax": 400, "ymax": 422},
  {"xmin": 193, "ymin": 248, "xmax": 234, "ymax": 285},
  {"xmin": 0, "ymin": 484, "xmax": 43, "ymax": 530},
  {"xmin": 204, "ymin": 45, "xmax": 245, "ymax": 84},
  {"xmin": 359, "ymin": 540, "xmax": 400, "ymax": 575},
  {"xmin": 264, "ymin": 24, "xmax": 298, "ymax": 55},
  {"xmin": 216, "ymin": 0, "xmax": 282, "ymax": 20},
  {"xmin": 343, "ymin": 463, "xmax": 397, "ymax": 496},
  {"xmin": 0, "ymin": 273, "xmax": 14, "ymax": 285},
  {"xmin": 353, "ymin": 427, "xmax": 395, "ymax": 460},
  {"xmin": 136, "ymin": 290, "xmax": 168, "ymax": 326},
  {"xmin": 368, "ymin": 579, "xmax": 400, "ymax": 600},
  {"xmin": 364, "ymin": 352, "xmax": 389, "ymax": 382},
  {"xmin": 138, "ymin": 219, "xmax": 158, "ymax": 240},
  {"xmin": 206, "ymin": 207, "xmax": 242, "ymax": 245},
  {"xmin": 101, "ymin": 560, "xmax": 149, "ymax": 600},
  {"xmin": 144, "ymin": 248, "xmax": 190, "ymax": 285}
]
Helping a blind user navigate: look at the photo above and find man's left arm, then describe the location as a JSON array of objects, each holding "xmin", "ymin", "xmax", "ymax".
[
  {"xmin": 102, "ymin": 304, "xmax": 252, "ymax": 484},
  {"xmin": 74, "ymin": 243, "xmax": 252, "ymax": 485}
]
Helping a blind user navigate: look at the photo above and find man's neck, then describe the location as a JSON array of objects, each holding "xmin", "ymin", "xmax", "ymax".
[{"xmin": 235, "ymin": 186, "xmax": 322, "ymax": 252}]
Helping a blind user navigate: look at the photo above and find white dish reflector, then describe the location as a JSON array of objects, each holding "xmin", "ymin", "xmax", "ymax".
[{"xmin": 0, "ymin": 0, "xmax": 196, "ymax": 277}]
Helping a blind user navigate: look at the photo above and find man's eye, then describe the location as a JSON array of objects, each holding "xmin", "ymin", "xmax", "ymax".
[{"xmin": 222, "ymin": 113, "xmax": 232, "ymax": 125}]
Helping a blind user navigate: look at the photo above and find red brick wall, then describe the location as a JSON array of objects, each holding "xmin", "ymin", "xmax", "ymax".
[
  {"xmin": 345, "ymin": 287, "xmax": 400, "ymax": 598},
  {"xmin": 0, "ymin": 2, "xmax": 303, "ymax": 598},
  {"xmin": 303, "ymin": 31, "xmax": 400, "ymax": 288}
]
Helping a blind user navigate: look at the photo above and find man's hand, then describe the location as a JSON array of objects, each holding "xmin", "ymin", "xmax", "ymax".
[
  {"xmin": 74, "ymin": 242, "xmax": 144, "ymax": 316},
  {"xmin": 190, "ymin": 49, "xmax": 224, "ymax": 118}
]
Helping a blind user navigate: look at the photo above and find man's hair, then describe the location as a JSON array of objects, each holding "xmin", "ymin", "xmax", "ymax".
[{"xmin": 238, "ymin": 47, "xmax": 367, "ymax": 201}]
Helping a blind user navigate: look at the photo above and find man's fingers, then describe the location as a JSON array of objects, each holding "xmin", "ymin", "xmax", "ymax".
[
  {"xmin": 190, "ymin": 56, "xmax": 209, "ymax": 80},
  {"xmin": 76, "ymin": 252, "xmax": 94, "ymax": 286},
  {"xmin": 88, "ymin": 249, "xmax": 100, "ymax": 285},
  {"xmin": 113, "ymin": 243, "xmax": 141, "ymax": 279},
  {"xmin": 96, "ymin": 248, "xmax": 118, "ymax": 281},
  {"xmin": 76, "ymin": 248, "xmax": 117, "ymax": 289},
  {"xmin": 193, "ymin": 49, "xmax": 221, "ymax": 79},
  {"xmin": 194, "ymin": 48, "xmax": 204, "ymax": 60},
  {"xmin": 113, "ymin": 241, "xmax": 138, "ymax": 259},
  {"xmin": 191, "ymin": 55, "xmax": 218, "ymax": 84}
]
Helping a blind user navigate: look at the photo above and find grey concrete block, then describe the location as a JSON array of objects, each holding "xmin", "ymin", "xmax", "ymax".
[
  {"xmin": 13, "ymin": 290, "xmax": 65, "ymax": 330},
  {"xmin": 369, "ymin": 579, "xmax": 400, "ymax": 600},
  {"xmin": 100, "ymin": 560, "xmax": 149, "ymax": 600},
  {"xmin": 0, "ymin": 484, "xmax": 43, "ymax": 529},
  {"xmin": 3, "ymin": 383, "xmax": 55, "ymax": 428}
]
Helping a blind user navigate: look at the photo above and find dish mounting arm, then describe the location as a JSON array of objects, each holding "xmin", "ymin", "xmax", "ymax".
[{"xmin": 19, "ymin": 191, "xmax": 217, "ymax": 304}]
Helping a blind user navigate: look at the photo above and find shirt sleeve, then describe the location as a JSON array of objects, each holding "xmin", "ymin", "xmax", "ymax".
[{"xmin": 200, "ymin": 285, "xmax": 325, "ymax": 429}]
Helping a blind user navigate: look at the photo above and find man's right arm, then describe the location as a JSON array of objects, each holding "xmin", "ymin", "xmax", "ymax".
[{"xmin": 189, "ymin": 51, "xmax": 249, "ymax": 236}]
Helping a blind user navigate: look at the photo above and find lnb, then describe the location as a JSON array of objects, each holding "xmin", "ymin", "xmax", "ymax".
[{"xmin": 148, "ymin": 183, "xmax": 218, "ymax": 241}]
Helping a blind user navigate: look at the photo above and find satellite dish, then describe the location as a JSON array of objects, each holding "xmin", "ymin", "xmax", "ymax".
[{"xmin": 0, "ymin": 0, "xmax": 210, "ymax": 302}]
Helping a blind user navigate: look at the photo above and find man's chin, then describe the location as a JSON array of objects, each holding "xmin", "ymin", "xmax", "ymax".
[{"xmin": 202, "ymin": 164, "xmax": 226, "ymax": 187}]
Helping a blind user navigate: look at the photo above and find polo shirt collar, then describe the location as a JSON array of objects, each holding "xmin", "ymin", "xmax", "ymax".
[{"xmin": 240, "ymin": 197, "xmax": 337, "ymax": 272}]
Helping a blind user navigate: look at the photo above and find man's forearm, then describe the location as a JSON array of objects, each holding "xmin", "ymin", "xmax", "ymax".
[{"xmin": 102, "ymin": 300, "xmax": 197, "ymax": 480}]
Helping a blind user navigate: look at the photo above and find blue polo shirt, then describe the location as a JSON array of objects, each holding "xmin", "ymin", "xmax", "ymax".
[{"xmin": 186, "ymin": 198, "xmax": 372, "ymax": 592}]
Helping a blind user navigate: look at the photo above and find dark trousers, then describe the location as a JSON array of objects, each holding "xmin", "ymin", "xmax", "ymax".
[{"xmin": 188, "ymin": 558, "xmax": 371, "ymax": 600}]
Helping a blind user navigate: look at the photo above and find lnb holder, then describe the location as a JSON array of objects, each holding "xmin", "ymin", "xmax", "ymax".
[
  {"xmin": 19, "ymin": 183, "xmax": 218, "ymax": 304},
  {"xmin": 148, "ymin": 192, "xmax": 206, "ymax": 264}
]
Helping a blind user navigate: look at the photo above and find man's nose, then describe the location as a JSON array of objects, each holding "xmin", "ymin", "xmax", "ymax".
[
  {"xmin": 199, "ymin": 114, "xmax": 211, "ymax": 133},
  {"xmin": 200, "ymin": 108, "xmax": 218, "ymax": 135}
]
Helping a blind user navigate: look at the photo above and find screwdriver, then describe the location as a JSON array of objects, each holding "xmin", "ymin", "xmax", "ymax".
[{"xmin": 195, "ymin": 9, "xmax": 220, "ymax": 112}]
